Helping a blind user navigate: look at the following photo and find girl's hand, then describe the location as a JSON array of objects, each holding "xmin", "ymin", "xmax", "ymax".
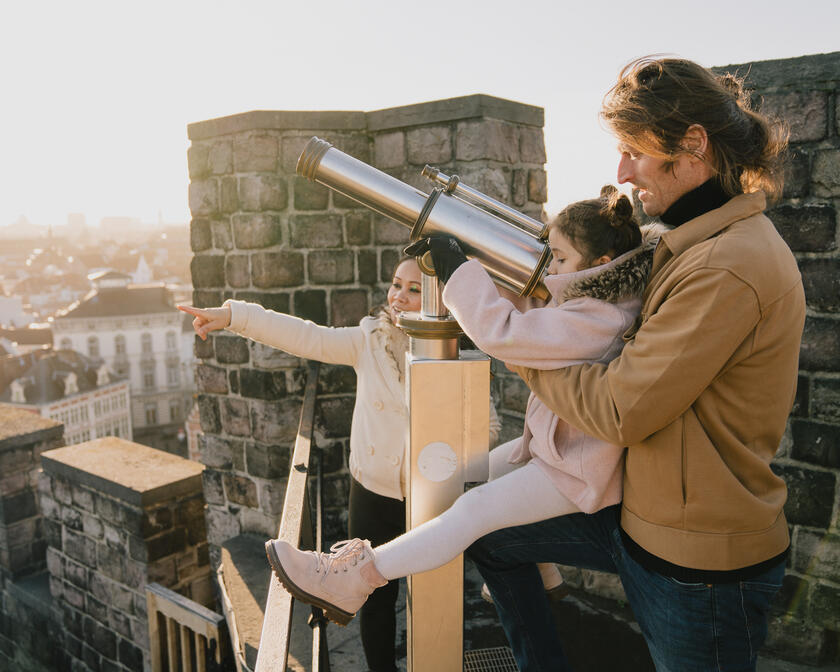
[{"xmin": 177, "ymin": 304, "xmax": 231, "ymax": 340}]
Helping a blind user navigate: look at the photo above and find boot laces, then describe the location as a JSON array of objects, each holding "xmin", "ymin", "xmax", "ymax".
[{"xmin": 315, "ymin": 539, "xmax": 368, "ymax": 574}]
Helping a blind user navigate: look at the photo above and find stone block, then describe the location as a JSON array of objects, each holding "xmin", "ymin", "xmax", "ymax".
[
  {"xmin": 188, "ymin": 180, "xmax": 219, "ymax": 216},
  {"xmin": 250, "ymin": 340, "xmax": 298, "ymax": 369},
  {"xmin": 1, "ymin": 490, "xmax": 36, "ymax": 524},
  {"xmin": 281, "ymin": 135, "xmax": 311, "ymax": 173},
  {"xmin": 220, "ymin": 175, "xmax": 238, "ymax": 214},
  {"xmin": 54, "ymin": 479, "xmax": 72, "ymax": 505},
  {"xmin": 761, "ymin": 90, "xmax": 828, "ymax": 142},
  {"xmin": 457, "ymin": 166, "xmax": 510, "ymax": 202},
  {"xmin": 187, "ymin": 143, "xmax": 210, "ymax": 179},
  {"xmin": 208, "ymin": 141, "xmax": 233, "ymax": 175},
  {"xmin": 519, "ymin": 127, "xmax": 547, "ymax": 164},
  {"xmin": 232, "ymin": 213, "xmax": 282, "ymax": 249},
  {"xmin": 791, "ymin": 374, "xmax": 809, "ymax": 418},
  {"xmin": 251, "ymin": 250, "xmax": 304, "ymax": 288},
  {"xmin": 293, "ymin": 289, "xmax": 327, "ymax": 324},
  {"xmin": 769, "ymin": 204, "xmax": 836, "ymax": 253},
  {"xmin": 234, "ymin": 291, "xmax": 290, "ymax": 314},
  {"xmin": 406, "ymin": 126, "xmax": 452, "ymax": 165},
  {"xmin": 190, "ymin": 255, "xmax": 225, "ymax": 289},
  {"xmin": 109, "ymin": 609, "xmax": 131, "ymax": 639},
  {"xmin": 813, "ymin": 149, "xmax": 840, "ymax": 198},
  {"xmin": 290, "ymin": 214, "xmax": 343, "ymax": 248},
  {"xmin": 250, "ymin": 398, "xmax": 303, "ymax": 444},
  {"xmin": 197, "ymin": 394, "xmax": 221, "ymax": 434},
  {"xmin": 793, "ymin": 529, "xmax": 840, "ymax": 581},
  {"xmin": 239, "ymin": 508, "xmax": 276, "ymax": 537},
  {"xmin": 331, "ymin": 289, "xmax": 369, "ymax": 327},
  {"xmin": 811, "ymin": 581, "xmax": 840, "ymax": 630},
  {"xmin": 195, "ymin": 364, "xmax": 228, "ymax": 395},
  {"xmin": 202, "ymin": 469, "xmax": 225, "ymax": 505},
  {"xmin": 308, "ymin": 250, "xmax": 355, "ymax": 284},
  {"xmin": 783, "ymin": 147, "xmax": 810, "ymax": 199},
  {"xmin": 380, "ymin": 249, "xmax": 399, "ymax": 282},
  {"xmin": 214, "ymin": 335, "xmax": 249, "ymax": 364},
  {"xmin": 245, "ymin": 442, "xmax": 291, "ymax": 480},
  {"xmin": 233, "ymin": 134, "xmax": 278, "ymax": 172},
  {"xmin": 773, "ymin": 463, "xmax": 836, "ymax": 528},
  {"xmin": 239, "ymin": 369, "xmax": 286, "ymax": 400},
  {"xmin": 358, "ymin": 249, "xmax": 377, "ymax": 285},
  {"xmin": 205, "ymin": 506, "xmax": 241, "ymax": 546},
  {"xmin": 374, "ymin": 132, "xmax": 405, "ymax": 168},
  {"xmin": 321, "ymin": 473, "xmax": 350, "ymax": 510},
  {"xmin": 332, "ymin": 134, "xmax": 371, "ymax": 164},
  {"xmin": 62, "ymin": 506, "xmax": 83, "ymax": 531},
  {"xmin": 192, "ymin": 289, "xmax": 222, "ymax": 308},
  {"xmin": 293, "ymin": 177, "xmax": 329, "ymax": 210},
  {"xmin": 512, "ymin": 169, "xmax": 527, "ymax": 207},
  {"xmin": 765, "ymin": 616, "xmax": 829, "ymax": 665},
  {"xmin": 219, "ymin": 398, "xmax": 250, "ymax": 437},
  {"xmin": 333, "ymin": 190, "xmax": 362, "ymax": 209},
  {"xmin": 211, "ymin": 219, "xmax": 234, "ymax": 251},
  {"xmin": 141, "ymin": 506, "xmax": 174, "ymax": 538},
  {"xmin": 800, "ymin": 258, "xmax": 840, "ymax": 312},
  {"xmin": 528, "ymin": 169, "xmax": 547, "ymax": 203},
  {"xmin": 771, "ymin": 572, "xmax": 809, "ymax": 619},
  {"xmin": 259, "ymin": 481, "xmax": 286, "ymax": 516},
  {"xmin": 64, "ymin": 557, "xmax": 88, "ymax": 591},
  {"xmin": 64, "ymin": 529, "xmax": 97, "ymax": 566},
  {"xmin": 501, "ymin": 373, "xmax": 530, "ymax": 414},
  {"xmin": 190, "ymin": 218, "xmax": 212, "ymax": 252},
  {"xmin": 812, "ymin": 377, "xmax": 840, "ymax": 423},
  {"xmin": 145, "ymin": 527, "xmax": 187, "ymax": 562},
  {"xmin": 225, "ymin": 254, "xmax": 250, "ymax": 288},
  {"xmin": 373, "ymin": 215, "xmax": 409, "ymax": 245},
  {"xmin": 118, "ymin": 637, "xmax": 144, "ymax": 670},
  {"xmin": 39, "ymin": 493, "xmax": 60, "ymax": 521},
  {"xmin": 800, "ymin": 315, "xmax": 840, "ymax": 372},
  {"xmin": 456, "ymin": 119, "xmax": 519, "ymax": 163},
  {"xmin": 345, "ymin": 211, "xmax": 371, "ymax": 246},
  {"xmin": 239, "ymin": 174, "xmax": 288, "ymax": 211},
  {"xmin": 791, "ymin": 419, "xmax": 840, "ymax": 468},
  {"xmin": 315, "ymin": 397, "xmax": 354, "ymax": 439},
  {"xmin": 81, "ymin": 513, "xmax": 103, "ymax": 540}
]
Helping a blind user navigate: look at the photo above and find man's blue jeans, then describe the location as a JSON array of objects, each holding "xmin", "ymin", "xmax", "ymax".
[{"xmin": 466, "ymin": 505, "xmax": 784, "ymax": 672}]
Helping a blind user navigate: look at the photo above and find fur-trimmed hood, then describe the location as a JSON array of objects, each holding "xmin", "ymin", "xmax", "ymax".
[{"xmin": 545, "ymin": 223, "xmax": 668, "ymax": 304}]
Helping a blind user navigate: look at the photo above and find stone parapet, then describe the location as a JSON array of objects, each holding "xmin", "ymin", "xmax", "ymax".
[{"xmin": 40, "ymin": 438, "xmax": 209, "ymax": 672}]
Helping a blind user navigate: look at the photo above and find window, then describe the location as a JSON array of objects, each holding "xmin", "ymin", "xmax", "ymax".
[
  {"xmin": 166, "ymin": 363, "xmax": 179, "ymax": 387},
  {"xmin": 145, "ymin": 404, "xmax": 158, "ymax": 426},
  {"xmin": 166, "ymin": 331, "xmax": 177, "ymax": 351},
  {"xmin": 59, "ymin": 337, "xmax": 72, "ymax": 350},
  {"xmin": 169, "ymin": 400, "xmax": 181, "ymax": 423},
  {"xmin": 141, "ymin": 333, "xmax": 153, "ymax": 354},
  {"xmin": 143, "ymin": 369, "xmax": 155, "ymax": 390},
  {"xmin": 115, "ymin": 334, "xmax": 126, "ymax": 355},
  {"xmin": 88, "ymin": 335, "xmax": 100, "ymax": 358}
]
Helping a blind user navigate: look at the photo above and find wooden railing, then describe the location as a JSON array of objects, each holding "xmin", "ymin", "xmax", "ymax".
[
  {"xmin": 255, "ymin": 360, "xmax": 330, "ymax": 672},
  {"xmin": 146, "ymin": 581, "xmax": 229, "ymax": 672}
]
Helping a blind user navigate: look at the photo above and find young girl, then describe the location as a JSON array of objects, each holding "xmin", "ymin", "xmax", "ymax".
[
  {"xmin": 264, "ymin": 187, "xmax": 662, "ymax": 628},
  {"xmin": 179, "ymin": 257, "xmax": 500, "ymax": 672}
]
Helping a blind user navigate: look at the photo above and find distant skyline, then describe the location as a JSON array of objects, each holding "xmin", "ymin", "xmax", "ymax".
[{"xmin": 2, "ymin": 0, "xmax": 838, "ymax": 228}]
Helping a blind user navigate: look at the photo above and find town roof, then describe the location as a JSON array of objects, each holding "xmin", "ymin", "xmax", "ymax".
[{"xmin": 58, "ymin": 284, "xmax": 174, "ymax": 319}]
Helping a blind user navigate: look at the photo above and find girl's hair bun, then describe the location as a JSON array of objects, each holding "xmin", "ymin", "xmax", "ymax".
[{"xmin": 599, "ymin": 185, "xmax": 634, "ymax": 229}]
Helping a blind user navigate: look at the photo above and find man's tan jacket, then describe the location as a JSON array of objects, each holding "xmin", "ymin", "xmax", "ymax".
[{"xmin": 516, "ymin": 192, "xmax": 805, "ymax": 570}]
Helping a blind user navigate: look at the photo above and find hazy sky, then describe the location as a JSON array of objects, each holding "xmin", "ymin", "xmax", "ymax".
[{"xmin": 1, "ymin": 0, "xmax": 838, "ymax": 229}]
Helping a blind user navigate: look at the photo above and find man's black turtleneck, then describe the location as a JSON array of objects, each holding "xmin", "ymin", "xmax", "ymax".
[{"xmin": 659, "ymin": 178, "xmax": 731, "ymax": 227}]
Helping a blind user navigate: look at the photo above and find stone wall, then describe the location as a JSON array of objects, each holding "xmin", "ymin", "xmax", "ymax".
[
  {"xmin": 186, "ymin": 94, "xmax": 547, "ymax": 560},
  {"xmin": 40, "ymin": 438, "xmax": 209, "ymax": 671}
]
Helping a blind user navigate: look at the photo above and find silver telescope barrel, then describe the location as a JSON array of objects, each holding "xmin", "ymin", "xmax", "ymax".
[{"xmin": 297, "ymin": 137, "xmax": 549, "ymax": 299}]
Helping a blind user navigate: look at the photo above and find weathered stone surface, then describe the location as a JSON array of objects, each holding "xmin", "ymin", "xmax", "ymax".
[
  {"xmin": 374, "ymin": 132, "xmax": 405, "ymax": 168},
  {"xmin": 293, "ymin": 289, "xmax": 327, "ymax": 324},
  {"xmin": 791, "ymin": 374, "xmax": 809, "ymax": 418},
  {"xmin": 456, "ymin": 119, "xmax": 518, "ymax": 163},
  {"xmin": 197, "ymin": 394, "xmax": 221, "ymax": 434},
  {"xmin": 232, "ymin": 213, "xmax": 281, "ymax": 249},
  {"xmin": 259, "ymin": 481, "xmax": 286, "ymax": 516},
  {"xmin": 281, "ymin": 135, "xmax": 310, "ymax": 172},
  {"xmin": 251, "ymin": 251, "xmax": 304, "ymax": 288},
  {"xmin": 238, "ymin": 369, "xmax": 286, "ymax": 400},
  {"xmin": 519, "ymin": 127, "xmax": 547, "ymax": 164},
  {"xmin": 811, "ymin": 581, "xmax": 840, "ymax": 630},
  {"xmin": 225, "ymin": 254, "xmax": 250, "ymax": 288},
  {"xmin": 239, "ymin": 174, "xmax": 288, "ymax": 212},
  {"xmin": 220, "ymin": 176, "xmax": 238, "ymax": 214},
  {"xmin": 214, "ymin": 335, "xmax": 249, "ymax": 364},
  {"xmin": 800, "ymin": 316, "xmax": 840, "ymax": 372},
  {"xmin": 187, "ymin": 143, "xmax": 210, "ymax": 179},
  {"xmin": 0, "ymin": 490, "xmax": 36, "ymax": 524},
  {"xmin": 791, "ymin": 419, "xmax": 840, "ymax": 468},
  {"xmin": 293, "ymin": 177, "xmax": 329, "ymax": 210},
  {"xmin": 406, "ymin": 126, "xmax": 452, "ymax": 164},
  {"xmin": 188, "ymin": 180, "xmax": 219, "ymax": 216},
  {"xmin": 250, "ymin": 340, "xmax": 298, "ymax": 369},
  {"xmin": 64, "ymin": 529, "xmax": 97, "ymax": 566},
  {"xmin": 190, "ymin": 255, "xmax": 225, "ymax": 288},
  {"xmin": 380, "ymin": 249, "xmax": 400, "ymax": 282},
  {"xmin": 761, "ymin": 90, "xmax": 828, "ymax": 142},
  {"xmin": 799, "ymin": 258, "xmax": 840, "ymax": 312},
  {"xmin": 219, "ymin": 398, "xmax": 250, "ymax": 437},
  {"xmin": 501, "ymin": 373, "xmax": 530, "ymax": 414},
  {"xmin": 373, "ymin": 215, "xmax": 409, "ymax": 245},
  {"xmin": 205, "ymin": 506, "xmax": 241, "ymax": 546},
  {"xmin": 345, "ymin": 211, "xmax": 371, "ymax": 246},
  {"xmin": 793, "ymin": 528, "xmax": 840, "ymax": 581},
  {"xmin": 457, "ymin": 166, "xmax": 510, "ymax": 202},
  {"xmin": 198, "ymin": 435, "xmax": 236, "ymax": 470},
  {"xmin": 358, "ymin": 249, "xmax": 377, "ymax": 285},
  {"xmin": 211, "ymin": 219, "xmax": 234, "ymax": 251},
  {"xmin": 190, "ymin": 218, "xmax": 212, "ymax": 252},
  {"xmin": 245, "ymin": 442, "xmax": 291, "ymax": 480},
  {"xmin": 290, "ymin": 214, "xmax": 343, "ymax": 248},
  {"xmin": 769, "ymin": 204, "xmax": 836, "ymax": 253},
  {"xmin": 331, "ymin": 289, "xmax": 369, "ymax": 327},
  {"xmin": 249, "ymin": 398, "xmax": 302, "ymax": 443},
  {"xmin": 773, "ymin": 463, "xmax": 836, "ymax": 528},
  {"xmin": 308, "ymin": 250, "xmax": 355, "ymax": 284},
  {"xmin": 233, "ymin": 134, "xmax": 278, "ymax": 172},
  {"xmin": 527, "ymin": 169, "xmax": 547, "ymax": 203},
  {"xmin": 195, "ymin": 364, "xmax": 228, "ymax": 395},
  {"xmin": 512, "ymin": 169, "xmax": 527, "ymax": 207},
  {"xmin": 234, "ymin": 291, "xmax": 290, "ymax": 314},
  {"xmin": 202, "ymin": 469, "xmax": 225, "ymax": 505},
  {"xmin": 813, "ymin": 149, "xmax": 840, "ymax": 198},
  {"xmin": 783, "ymin": 147, "xmax": 810, "ymax": 199},
  {"xmin": 208, "ymin": 141, "xmax": 233, "ymax": 175},
  {"xmin": 332, "ymin": 134, "xmax": 371, "ymax": 164},
  {"xmin": 812, "ymin": 377, "xmax": 840, "ymax": 423},
  {"xmin": 314, "ymin": 397, "xmax": 354, "ymax": 439}
]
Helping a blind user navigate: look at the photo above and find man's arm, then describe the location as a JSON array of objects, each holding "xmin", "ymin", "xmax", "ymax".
[{"xmin": 512, "ymin": 267, "xmax": 760, "ymax": 445}]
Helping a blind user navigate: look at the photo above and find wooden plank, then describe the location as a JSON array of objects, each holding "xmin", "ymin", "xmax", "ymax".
[
  {"xmin": 181, "ymin": 624, "xmax": 191, "ymax": 671},
  {"xmin": 255, "ymin": 360, "xmax": 320, "ymax": 672},
  {"xmin": 166, "ymin": 616, "xmax": 178, "ymax": 672},
  {"xmin": 147, "ymin": 583, "xmax": 224, "ymax": 637},
  {"xmin": 195, "ymin": 632, "xmax": 206, "ymax": 672},
  {"xmin": 147, "ymin": 593, "xmax": 163, "ymax": 672}
]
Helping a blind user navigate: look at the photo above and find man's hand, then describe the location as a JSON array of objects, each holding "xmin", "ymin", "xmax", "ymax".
[
  {"xmin": 403, "ymin": 235, "xmax": 468, "ymax": 284},
  {"xmin": 177, "ymin": 304, "xmax": 231, "ymax": 341}
]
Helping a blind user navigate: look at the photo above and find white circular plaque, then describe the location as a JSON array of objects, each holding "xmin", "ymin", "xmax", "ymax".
[{"xmin": 417, "ymin": 442, "xmax": 458, "ymax": 482}]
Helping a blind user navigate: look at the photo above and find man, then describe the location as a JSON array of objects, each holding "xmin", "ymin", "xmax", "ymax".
[{"xmin": 465, "ymin": 57, "xmax": 805, "ymax": 671}]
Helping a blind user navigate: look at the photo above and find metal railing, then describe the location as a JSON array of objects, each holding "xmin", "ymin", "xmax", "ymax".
[
  {"xmin": 255, "ymin": 360, "xmax": 330, "ymax": 672},
  {"xmin": 146, "ymin": 581, "xmax": 229, "ymax": 672}
]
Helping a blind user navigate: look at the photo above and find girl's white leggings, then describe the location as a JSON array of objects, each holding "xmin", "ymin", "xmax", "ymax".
[{"xmin": 374, "ymin": 438, "xmax": 578, "ymax": 581}]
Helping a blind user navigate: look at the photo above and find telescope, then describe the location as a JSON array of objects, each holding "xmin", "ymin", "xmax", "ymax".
[{"xmin": 297, "ymin": 137, "xmax": 551, "ymax": 301}]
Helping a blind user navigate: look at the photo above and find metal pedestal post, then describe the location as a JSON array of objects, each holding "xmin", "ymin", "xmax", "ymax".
[{"xmin": 398, "ymin": 270, "xmax": 490, "ymax": 672}]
